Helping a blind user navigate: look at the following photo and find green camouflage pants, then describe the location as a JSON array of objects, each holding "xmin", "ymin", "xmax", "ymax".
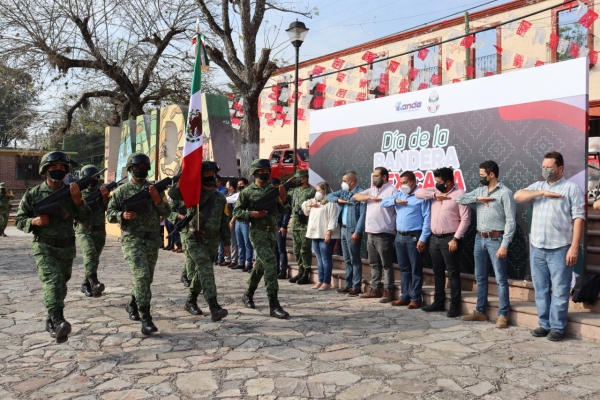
[
  {"xmin": 0, "ymin": 212, "xmax": 8, "ymax": 233},
  {"xmin": 247, "ymin": 229, "xmax": 278, "ymax": 294},
  {"xmin": 293, "ymin": 229, "xmax": 312, "ymax": 276},
  {"xmin": 187, "ymin": 237, "xmax": 218, "ymax": 301},
  {"xmin": 32, "ymin": 242, "xmax": 76, "ymax": 311},
  {"xmin": 181, "ymin": 232, "xmax": 195, "ymax": 281},
  {"xmin": 120, "ymin": 234, "xmax": 160, "ymax": 309},
  {"xmin": 76, "ymin": 231, "xmax": 106, "ymax": 278}
]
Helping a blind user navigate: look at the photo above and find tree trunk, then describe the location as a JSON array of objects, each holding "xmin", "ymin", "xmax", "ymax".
[{"xmin": 239, "ymin": 95, "xmax": 260, "ymax": 178}]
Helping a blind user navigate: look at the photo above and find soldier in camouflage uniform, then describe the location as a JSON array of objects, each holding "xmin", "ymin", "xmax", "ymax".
[
  {"xmin": 168, "ymin": 182, "xmax": 195, "ymax": 288},
  {"xmin": 15, "ymin": 151, "xmax": 90, "ymax": 343},
  {"xmin": 234, "ymin": 159, "xmax": 291, "ymax": 319},
  {"xmin": 179, "ymin": 161, "xmax": 230, "ymax": 321},
  {"xmin": 106, "ymin": 152, "xmax": 171, "ymax": 335},
  {"xmin": 0, "ymin": 182, "xmax": 12, "ymax": 237},
  {"xmin": 287, "ymin": 169, "xmax": 316, "ymax": 285},
  {"xmin": 76, "ymin": 165, "xmax": 109, "ymax": 297}
]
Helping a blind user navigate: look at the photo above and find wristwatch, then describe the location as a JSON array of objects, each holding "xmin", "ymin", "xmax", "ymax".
[{"xmin": 452, "ymin": 237, "xmax": 461, "ymax": 242}]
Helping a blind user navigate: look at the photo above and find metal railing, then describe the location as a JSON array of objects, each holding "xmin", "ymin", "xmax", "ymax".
[{"xmin": 474, "ymin": 54, "xmax": 498, "ymax": 75}]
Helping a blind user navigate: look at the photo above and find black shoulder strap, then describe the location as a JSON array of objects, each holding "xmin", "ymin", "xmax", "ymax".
[{"xmin": 199, "ymin": 192, "xmax": 218, "ymax": 233}]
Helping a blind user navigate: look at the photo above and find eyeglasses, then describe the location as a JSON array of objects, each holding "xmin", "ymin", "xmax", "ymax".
[{"xmin": 46, "ymin": 152, "xmax": 70, "ymax": 163}]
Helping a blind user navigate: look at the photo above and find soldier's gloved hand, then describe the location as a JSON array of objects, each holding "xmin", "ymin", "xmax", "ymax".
[
  {"xmin": 148, "ymin": 185, "xmax": 161, "ymax": 205},
  {"xmin": 32, "ymin": 215, "xmax": 50, "ymax": 226},
  {"xmin": 122, "ymin": 211, "xmax": 136, "ymax": 220},
  {"xmin": 250, "ymin": 210, "xmax": 268, "ymax": 218},
  {"xmin": 70, "ymin": 183, "xmax": 82, "ymax": 206},
  {"xmin": 100, "ymin": 186, "xmax": 110, "ymax": 200},
  {"xmin": 224, "ymin": 246, "xmax": 231, "ymax": 258}
]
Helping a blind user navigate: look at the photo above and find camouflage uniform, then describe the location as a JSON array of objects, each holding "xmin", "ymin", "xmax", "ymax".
[
  {"xmin": 168, "ymin": 184, "xmax": 195, "ymax": 286},
  {"xmin": 288, "ymin": 170, "xmax": 316, "ymax": 279},
  {"xmin": 233, "ymin": 160, "xmax": 291, "ymax": 319},
  {"xmin": 15, "ymin": 152, "xmax": 91, "ymax": 343},
  {"xmin": 76, "ymin": 166, "xmax": 108, "ymax": 297},
  {"xmin": 0, "ymin": 182, "xmax": 11, "ymax": 236}
]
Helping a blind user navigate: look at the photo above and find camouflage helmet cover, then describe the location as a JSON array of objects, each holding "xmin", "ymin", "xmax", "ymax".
[
  {"xmin": 39, "ymin": 151, "xmax": 70, "ymax": 175},
  {"xmin": 250, "ymin": 159, "xmax": 271, "ymax": 175},
  {"xmin": 126, "ymin": 152, "xmax": 151, "ymax": 170},
  {"xmin": 294, "ymin": 169, "xmax": 309, "ymax": 178}
]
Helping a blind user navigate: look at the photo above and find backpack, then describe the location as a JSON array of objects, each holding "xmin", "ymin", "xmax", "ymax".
[{"xmin": 571, "ymin": 275, "xmax": 600, "ymax": 304}]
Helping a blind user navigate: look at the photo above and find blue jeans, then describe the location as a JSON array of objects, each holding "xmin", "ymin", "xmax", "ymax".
[
  {"xmin": 396, "ymin": 231, "xmax": 423, "ymax": 302},
  {"xmin": 530, "ymin": 245, "xmax": 571, "ymax": 334},
  {"xmin": 274, "ymin": 230, "xmax": 288, "ymax": 272},
  {"xmin": 474, "ymin": 234, "xmax": 510, "ymax": 317},
  {"xmin": 341, "ymin": 227, "xmax": 362, "ymax": 290},
  {"xmin": 312, "ymin": 239, "xmax": 337, "ymax": 285},
  {"xmin": 235, "ymin": 221, "xmax": 253, "ymax": 267}
]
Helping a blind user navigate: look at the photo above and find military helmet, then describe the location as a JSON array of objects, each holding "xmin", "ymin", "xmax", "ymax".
[
  {"xmin": 202, "ymin": 161, "xmax": 220, "ymax": 172},
  {"xmin": 126, "ymin": 152, "xmax": 151, "ymax": 170},
  {"xmin": 294, "ymin": 169, "xmax": 309, "ymax": 179},
  {"xmin": 81, "ymin": 165, "xmax": 100, "ymax": 178},
  {"xmin": 39, "ymin": 151, "xmax": 70, "ymax": 175},
  {"xmin": 250, "ymin": 159, "xmax": 271, "ymax": 175}
]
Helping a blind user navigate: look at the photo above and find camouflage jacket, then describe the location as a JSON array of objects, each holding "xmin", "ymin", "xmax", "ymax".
[
  {"xmin": 168, "ymin": 197, "xmax": 187, "ymax": 225},
  {"xmin": 233, "ymin": 183, "xmax": 291, "ymax": 228},
  {"xmin": 76, "ymin": 187, "xmax": 108, "ymax": 232},
  {"xmin": 0, "ymin": 194, "xmax": 10, "ymax": 214},
  {"xmin": 15, "ymin": 181, "xmax": 91, "ymax": 238},
  {"xmin": 106, "ymin": 180, "xmax": 171, "ymax": 233},
  {"xmin": 288, "ymin": 185, "xmax": 316, "ymax": 230},
  {"xmin": 183, "ymin": 188, "xmax": 231, "ymax": 246}
]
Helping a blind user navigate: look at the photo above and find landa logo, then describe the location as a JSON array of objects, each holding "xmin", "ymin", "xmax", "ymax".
[
  {"xmin": 395, "ymin": 100, "xmax": 422, "ymax": 112},
  {"xmin": 428, "ymin": 90, "xmax": 440, "ymax": 113}
]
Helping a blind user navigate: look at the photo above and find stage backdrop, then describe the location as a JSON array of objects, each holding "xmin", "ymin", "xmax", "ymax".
[{"xmin": 309, "ymin": 57, "xmax": 589, "ymax": 280}]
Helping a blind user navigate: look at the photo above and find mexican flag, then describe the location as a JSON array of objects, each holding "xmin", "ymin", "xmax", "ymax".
[{"xmin": 180, "ymin": 33, "xmax": 209, "ymax": 208}]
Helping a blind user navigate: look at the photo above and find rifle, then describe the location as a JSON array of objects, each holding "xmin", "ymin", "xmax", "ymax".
[
  {"xmin": 85, "ymin": 177, "xmax": 127, "ymax": 213},
  {"xmin": 123, "ymin": 175, "xmax": 173, "ymax": 214},
  {"xmin": 33, "ymin": 168, "xmax": 107, "ymax": 219},
  {"xmin": 168, "ymin": 213, "xmax": 194, "ymax": 237},
  {"xmin": 250, "ymin": 180, "xmax": 295, "ymax": 214}
]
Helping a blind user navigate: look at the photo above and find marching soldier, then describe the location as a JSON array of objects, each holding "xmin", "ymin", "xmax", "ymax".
[
  {"xmin": 168, "ymin": 183, "xmax": 195, "ymax": 289},
  {"xmin": 106, "ymin": 152, "xmax": 171, "ymax": 335},
  {"xmin": 76, "ymin": 165, "xmax": 109, "ymax": 297},
  {"xmin": 234, "ymin": 159, "xmax": 291, "ymax": 319},
  {"xmin": 0, "ymin": 182, "xmax": 12, "ymax": 236},
  {"xmin": 287, "ymin": 169, "xmax": 315, "ymax": 284},
  {"xmin": 15, "ymin": 151, "xmax": 90, "ymax": 343},
  {"xmin": 179, "ymin": 161, "xmax": 229, "ymax": 321}
]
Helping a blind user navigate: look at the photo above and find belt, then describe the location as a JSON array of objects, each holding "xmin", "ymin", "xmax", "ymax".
[
  {"xmin": 432, "ymin": 232, "xmax": 454, "ymax": 238},
  {"xmin": 251, "ymin": 224, "xmax": 278, "ymax": 232},
  {"xmin": 477, "ymin": 230, "xmax": 504, "ymax": 238},
  {"xmin": 397, "ymin": 230, "xmax": 420, "ymax": 238},
  {"xmin": 123, "ymin": 231, "xmax": 159, "ymax": 240},
  {"xmin": 33, "ymin": 235, "xmax": 75, "ymax": 248}
]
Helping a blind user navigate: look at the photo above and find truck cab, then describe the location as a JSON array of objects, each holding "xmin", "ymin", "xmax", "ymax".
[{"xmin": 268, "ymin": 144, "xmax": 309, "ymax": 180}]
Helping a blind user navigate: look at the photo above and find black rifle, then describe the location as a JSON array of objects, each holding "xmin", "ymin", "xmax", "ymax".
[
  {"xmin": 33, "ymin": 168, "xmax": 107, "ymax": 219},
  {"xmin": 168, "ymin": 192, "xmax": 215, "ymax": 238},
  {"xmin": 85, "ymin": 177, "xmax": 127, "ymax": 213},
  {"xmin": 250, "ymin": 180, "xmax": 295, "ymax": 214},
  {"xmin": 123, "ymin": 175, "xmax": 173, "ymax": 214}
]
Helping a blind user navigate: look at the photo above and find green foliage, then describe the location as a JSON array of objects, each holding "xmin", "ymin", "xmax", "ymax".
[{"xmin": 0, "ymin": 64, "xmax": 38, "ymax": 147}]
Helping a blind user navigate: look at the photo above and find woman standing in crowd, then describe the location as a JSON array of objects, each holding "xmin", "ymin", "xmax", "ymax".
[{"xmin": 303, "ymin": 182, "xmax": 340, "ymax": 291}]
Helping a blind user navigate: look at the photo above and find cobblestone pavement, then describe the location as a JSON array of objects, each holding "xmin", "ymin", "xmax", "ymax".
[{"xmin": 2, "ymin": 226, "xmax": 600, "ymax": 399}]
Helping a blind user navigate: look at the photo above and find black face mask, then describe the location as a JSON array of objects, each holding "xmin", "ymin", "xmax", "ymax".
[
  {"xmin": 237, "ymin": 185, "xmax": 245, "ymax": 191},
  {"xmin": 257, "ymin": 173, "xmax": 270, "ymax": 183},
  {"xmin": 132, "ymin": 168, "xmax": 148, "ymax": 179},
  {"xmin": 435, "ymin": 183, "xmax": 447, "ymax": 192},
  {"xmin": 294, "ymin": 179, "xmax": 303, "ymax": 187},
  {"xmin": 202, "ymin": 176, "xmax": 217, "ymax": 187},
  {"xmin": 479, "ymin": 177, "xmax": 490, "ymax": 186},
  {"xmin": 48, "ymin": 169, "xmax": 67, "ymax": 182},
  {"xmin": 89, "ymin": 179, "xmax": 99, "ymax": 189}
]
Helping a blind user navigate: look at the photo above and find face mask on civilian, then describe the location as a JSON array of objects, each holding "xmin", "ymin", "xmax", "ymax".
[
  {"xmin": 542, "ymin": 168, "xmax": 557, "ymax": 181},
  {"xmin": 341, "ymin": 182, "xmax": 350, "ymax": 192},
  {"xmin": 435, "ymin": 183, "xmax": 447, "ymax": 192},
  {"xmin": 237, "ymin": 185, "xmax": 244, "ymax": 191},
  {"xmin": 400, "ymin": 184, "xmax": 411, "ymax": 194},
  {"xmin": 479, "ymin": 176, "xmax": 489, "ymax": 186},
  {"xmin": 315, "ymin": 192, "xmax": 323, "ymax": 201},
  {"xmin": 372, "ymin": 178, "xmax": 383, "ymax": 188},
  {"xmin": 48, "ymin": 169, "xmax": 66, "ymax": 182}
]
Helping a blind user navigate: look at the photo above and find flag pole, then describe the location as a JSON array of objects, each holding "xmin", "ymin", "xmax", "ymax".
[{"xmin": 196, "ymin": 18, "xmax": 201, "ymax": 233}]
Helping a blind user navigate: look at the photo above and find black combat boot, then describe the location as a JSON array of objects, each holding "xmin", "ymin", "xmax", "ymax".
[
  {"xmin": 125, "ymin": 295, "xmax": 140, "ymax": 321},
  {"xmin": 242, "ymin": 288, "xmax": 256, "ymax": 309},
  {"xmin": 288, "ymin": 274, "xmax": 300, "ymax": 283},
  {"xmin": 50, "ymin": 309, "xmax": 72, "ymax": 344},
  {"xmin": 184, "ymin": 293, "xmax": 203, "ymax": 315},
  {"xmin": 277, "ymin": 270, "xmax": 287, "ymax": 279},
  {"xmin": 207, "ymin": 298, "xmax": 228, "ymax": 322},
  {"xmin": 268, "ymin": 292, "xmax": 289, "ymax": 319},
  {"xmin": 87, "ymin": 274, "xmax": 105, "ymax": 297},
  {"xmin": 80, "ymin": 280, "xmax": 93, "ymax": 297},
  {"xmin": 45, "ymin": 314, "xmax": 56, "ymax": 339},
  {"xmin": 139, "ymin": 307, "xmax": 158, "ymax": 335},
  {"xmin": 180, "ymin": 270, "xmax": 190, "ymax": 287},
  {"xmin": 296, "ymin": 273, "xmax": 310, "ymax": 285}
]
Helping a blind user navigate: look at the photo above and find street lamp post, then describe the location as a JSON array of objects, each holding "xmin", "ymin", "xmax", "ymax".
[{"xmin": 285, "ymin": 20, "xmax": 309, "ymax": 174}]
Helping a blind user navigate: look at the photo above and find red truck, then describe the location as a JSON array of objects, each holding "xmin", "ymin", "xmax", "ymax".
[{"xmin": 268, "ymin": 144, "xmax": 309, "ymax": 180}]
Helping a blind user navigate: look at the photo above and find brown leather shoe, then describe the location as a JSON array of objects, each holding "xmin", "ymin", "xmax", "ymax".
[
  {"xmin": 337, "ymin": 287, "xmax": 351, "ymax": 293},
  {"xmin": 347, "ymin": 289, "xmax": 361, "ymax": 297},
  {"xmin": 379, "ymin": 289, "xmax": 395, "ymax": 303},
  {"xmin": 390, "ymin": 299, "xmax": 411, "ymax": 307},
  {"xmin": 358, "ymin": 288, "xmax": 383, "ymax": 298},
  {"xmin": 407, "ymin": 301, "xmax": 421, "ymax": 309}
]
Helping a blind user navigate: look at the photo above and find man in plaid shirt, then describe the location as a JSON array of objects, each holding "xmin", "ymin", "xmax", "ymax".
[{"xmin": 515, "ymin": 151, "xmax": 585, "ymax": 342}]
